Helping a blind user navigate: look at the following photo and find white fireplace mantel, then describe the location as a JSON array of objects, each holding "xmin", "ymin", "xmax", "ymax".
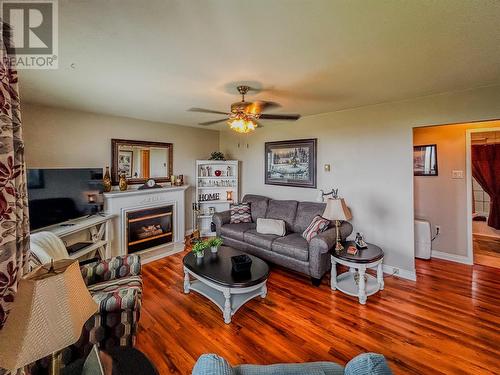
[{"xmin": 104, "ymin": 185, "xmax": 189, "ymax": 262}]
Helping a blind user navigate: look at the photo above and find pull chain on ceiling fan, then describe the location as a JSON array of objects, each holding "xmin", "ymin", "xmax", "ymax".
[{"xmin": 188, "ymin": 85, "xmax": 301, "ymax": 133}]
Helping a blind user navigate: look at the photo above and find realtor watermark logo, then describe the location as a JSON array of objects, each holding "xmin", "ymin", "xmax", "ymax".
[{"xmin": 1, "ymin": 0, "xmax": 58, "ymax": 69}]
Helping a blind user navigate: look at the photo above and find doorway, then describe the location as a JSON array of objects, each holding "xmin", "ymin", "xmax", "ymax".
[
  {"xmin": 466, "ymin": 128, "xmax": 500, "ymax": 268},
  {"xmin": 413, "ymin": 120, "xmax": 500, "ymax": 267}
]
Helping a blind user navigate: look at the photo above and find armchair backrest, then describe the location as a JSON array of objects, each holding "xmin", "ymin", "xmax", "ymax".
[{"xmin": 29, "ymin": 231, "xmax": 69, "ymax": 266}]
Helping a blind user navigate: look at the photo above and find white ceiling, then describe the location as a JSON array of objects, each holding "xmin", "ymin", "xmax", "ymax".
[{"xmin": 19, "ymin": 0, "xmax": 500, "ymax": 129}]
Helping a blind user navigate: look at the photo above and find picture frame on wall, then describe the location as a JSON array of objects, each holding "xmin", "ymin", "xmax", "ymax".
[
  {"xmin": 118, "ymin": 150, "xmax": 134, "ymax": 178},
  {"xmin": 265, "ymin": 138, "xmax": 317, "ymax": 188},
  {"xmin": 413, "ymin": 144, "xmax": 438, "ymax": 176}
]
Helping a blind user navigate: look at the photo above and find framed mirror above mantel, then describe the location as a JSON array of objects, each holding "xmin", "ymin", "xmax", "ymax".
[{"xmin": 111, "ymin": 139, "xmax": 173, "ymax": 185}]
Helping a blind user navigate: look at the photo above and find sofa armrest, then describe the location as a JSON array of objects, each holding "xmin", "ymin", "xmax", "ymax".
[
  {"xmin": 212, "ymin": 210, "xmax": 231, "ymax": 236},
  {"xmin": 309, "ymin": 221, "xmax": 354, "ymax": 254},
  {"xmin": 80, "ymin": 254, "xmax": 141, "ymax": 286}
]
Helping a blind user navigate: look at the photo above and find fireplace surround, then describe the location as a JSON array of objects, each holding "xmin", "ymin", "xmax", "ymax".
[{"xmin": 104, "ymin": 185, "xmax": 189, "ymax": 262}]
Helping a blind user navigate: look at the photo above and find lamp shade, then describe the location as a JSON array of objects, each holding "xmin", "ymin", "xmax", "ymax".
[
  {"xmin": 322, "ymin": 198, "xmax": 352, "ymax": 221},
  {"xmin": 0, "ymin": 259, "xmax": 97, "ymax": 371}
]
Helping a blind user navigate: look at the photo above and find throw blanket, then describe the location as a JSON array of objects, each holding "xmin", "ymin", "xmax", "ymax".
[{"xmin": 29, "ymin": 231, "xmax": 69, "ymax": 265}]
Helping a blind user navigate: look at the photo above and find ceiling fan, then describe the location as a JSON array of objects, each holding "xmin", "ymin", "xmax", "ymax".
[{"xmin": 188, "ymin": 85, "xmax": 301, "ymax": 133}]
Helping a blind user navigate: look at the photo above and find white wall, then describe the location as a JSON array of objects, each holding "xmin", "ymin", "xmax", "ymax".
[
  {"xmin": 21, "ymin": 103, "xmax": 220, "ymax": 230},
  {"xmin": 220, "ymin": 85, "xmax": 500, "ymax": 277}
]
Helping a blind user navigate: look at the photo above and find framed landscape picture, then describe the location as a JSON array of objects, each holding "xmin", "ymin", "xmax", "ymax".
[
  {"xmin": 413, "ymin": 144, "xmax": 438, "ymax": 176},
  {"xmin": 265, "ymin": 138, "xmax": 317, "ymax": 188}
]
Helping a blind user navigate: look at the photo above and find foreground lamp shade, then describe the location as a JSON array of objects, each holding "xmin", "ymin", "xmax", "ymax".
[
  {"xmin": 322, "ymin": 198, "xmax": 352, "ymax": 221},
  {"xmin": 0, "ymin": 259, "xmax": 97, "ymax": 371}
]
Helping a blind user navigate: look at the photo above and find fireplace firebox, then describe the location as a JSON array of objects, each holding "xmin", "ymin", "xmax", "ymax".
[{"xmin": 126, "ymin": 205, "xmax": 173, "ymax": 254}]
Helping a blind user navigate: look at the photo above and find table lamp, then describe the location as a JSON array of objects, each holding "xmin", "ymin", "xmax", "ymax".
[
  {"xmin": 322, "ymin": 198, "xmax": 352, "ymax": 252},
  {"xmin": 0, "ymin": 259, "xmax": 98, "ymax": 374}
]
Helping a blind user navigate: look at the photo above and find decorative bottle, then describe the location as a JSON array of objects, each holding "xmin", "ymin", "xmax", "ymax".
[
  {"xmin": 103, "ymin": 166, "xmax": 112, "ymax": 192},
  {"xmin": 119, "ymin": 173, "xmax": 128, "ymax": 191}
]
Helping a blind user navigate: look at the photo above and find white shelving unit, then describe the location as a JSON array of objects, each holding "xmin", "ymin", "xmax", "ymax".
[{"xmin": 196, "ymin": 160, "xmax": 239, "ymax": 237}]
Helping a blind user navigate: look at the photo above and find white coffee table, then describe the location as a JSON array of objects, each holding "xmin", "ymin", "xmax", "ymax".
[{"xmin": 183, "ymin": 246, "xmax": 269, "ymax": 323}]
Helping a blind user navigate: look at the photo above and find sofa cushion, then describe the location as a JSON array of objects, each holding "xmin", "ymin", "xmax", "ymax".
[
  {"xmin": 272, "ymin": 233, "xmax": 309, "ymax": 262},
  {"xmin": 265, "ymin": 200, "xmax": 298, "ymax": 233},
  {"xmin": 293, "ymin": 201, "xmax": 327, "ymax": 233},
  {"xmin": 345, "ymin": 353, "xmax": 392, "ymax": 375},
  {"xmin": 242, "ymin": 194, "xmax": 269, "ymax": 222},
  {"xmin": 220, "ymin": 222, "xmax": 256, "ymax": 241},
  {"xmin": 230, "ymin": 203, "xmax": 252, "ymax": 224},
  {"xmin": 256, "ymin": 218, "xmax": 286, "ymax": 236},
  {"xmin": 302, "ymin": 215, "xmax": 330, "ymax": 242},
  {"xmin": 244, "ymin": 229, "xmax": 279, "ymax": 250}
]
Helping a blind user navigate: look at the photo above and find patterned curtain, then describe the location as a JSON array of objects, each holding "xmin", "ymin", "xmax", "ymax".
[{"xmin": 0, "ymin": 22, "xmax": 30, "ymax": 331}]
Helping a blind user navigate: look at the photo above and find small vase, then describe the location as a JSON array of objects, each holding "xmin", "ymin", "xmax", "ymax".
[
  {"xmin": 211, "ymin": 246, "xmax": 218, "ymax": 253},
  {"xmin": 103, "ymin": 166, "xmax": 112, "ymax": 192},
  {"xmin": 196, "ymin": 251, "xmax": 204, "ymax": 258},
  {"xmin": 119, "ymin": 174, "xmax": 128, "ymax": 191}
]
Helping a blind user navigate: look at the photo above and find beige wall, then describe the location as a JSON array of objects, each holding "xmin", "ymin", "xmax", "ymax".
[
  {"xmin": 414, "ymin": 120, "xmax": 500, "ymax": 256},
  {"xmin": 220, "ymin": 85, "xmax": 500, "ymax": 276},
  {"xmin": 21, "ymin": 103, "xmax": 220, "ymax": 230}
]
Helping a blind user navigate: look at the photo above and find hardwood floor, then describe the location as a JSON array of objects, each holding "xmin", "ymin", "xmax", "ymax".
[
  {"xmin": 474, "ymin": 234, "xmax": 500, "ymax": 268},
  {"xmin": 136, "ymin": 251, "xmax": 500, "ymax": 374}
]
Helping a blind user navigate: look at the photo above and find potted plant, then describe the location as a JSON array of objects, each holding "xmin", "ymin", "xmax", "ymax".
[
  {"xmin": 207, "ymin": 237, "xmax": 223, "ymax": 253},
  {"xmin": 192, "ymin": 240, "xmax": 208, "ymax": 258}
]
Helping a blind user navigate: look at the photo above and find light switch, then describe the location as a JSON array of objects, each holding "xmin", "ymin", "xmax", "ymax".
[
  {"xmin": 324, "ymin": 164, "xmax": 331, "ymax": 172},
  {"xmin": 452, "ymin": 170, "xmax": 464, "ymax": 179}
]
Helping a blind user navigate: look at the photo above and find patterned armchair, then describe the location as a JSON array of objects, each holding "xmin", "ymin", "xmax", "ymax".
[{"xmin": 28, "ymin": 232, "xmax": 143, "ymax": 373}]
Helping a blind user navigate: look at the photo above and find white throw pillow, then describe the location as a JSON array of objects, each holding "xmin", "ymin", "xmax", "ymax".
[{"xmin": 256, "ymin": 218, "xmax": 286, "ymax": 236}]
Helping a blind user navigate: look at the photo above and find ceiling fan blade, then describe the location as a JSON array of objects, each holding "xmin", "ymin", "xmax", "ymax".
[
  {"xmin": 245, "ymin": 101, "xmax": 281, "ymax": 115},
  {"xmin": 198, "ymin": 118, "xmax": 228, "ymax": 126},
  {"xmin": 189, "ymin": 107, "xmax": 230, "ymax": 115},
  {"xmin": 259, "ymin": 113, "xmax": 301, "ymax": 121}
]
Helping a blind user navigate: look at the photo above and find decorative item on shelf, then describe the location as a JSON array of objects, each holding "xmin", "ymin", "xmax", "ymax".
[
  {"xmin": 138, "ymin": 178, "xmax": 162, "ymax": 190},
  {"xmin": 199, "ymin": 192, "xmax": 220, "ymax": 202},
  {"xmin": 103, "ymin": 166, "xmax": 112, "ymax": 192},
  {"xmin": 227, "ymin": 166, "xmax": 232, "ymax": 177},
  {"xmin": 231, "ymin": 254, "xmax": 252, "ymax": 273},
  {"xmin": 179, "ymin": 174, "xmax": 184, "ymax": 185},
  {"xmin": 215, "ymin": 169, "xmax": 222, "ymax": 177},
  {"xmin": 0, "ymin": 259, "xmax": 97, "ymax": 373},
  {"xmin": 211, "ymin": 222, "xmax": 216, "ymax": 232},
  {"xmin": 354, "ymin": 232, "xmax": 368, "ymax": 249},
  {"xmin": 170, "ymin": 175, "xmax": 176, "ymax": 184},
  {"xmin": 209, "ymin": 207, "xmax": 216, "ymax": 215},
  {"xmin": 209, "ymin": 151, "xmax": 225, "ymax": 160},
  {"xmin": 208, "ymin": 237, "xmax": 223, "ymax": 253},
  {"xmin": 175, "ymin": 177, "xmax": 182, "ymax": 186},
  {"xmin": 119, "ymin": 173, "xmax": 128, "ymax": 191},
  {"xmin": 347, "ymin": 246, "xmax": 358, "ymax": 255},
  {"xmin": 322, "ymin": 197, "xmax": 352, "ymax": 253},
  {"xmin": 192, "ymin": 240, "xmax": 208, "ymax": 258},
  {"xmin": 226, "ymin": 190, "xmax": 233, "ymax": 201}
]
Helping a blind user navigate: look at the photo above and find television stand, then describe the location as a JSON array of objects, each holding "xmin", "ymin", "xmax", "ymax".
[{"xmin": 33, "ymin": 214, "xmax": 115, "ymax": 261}]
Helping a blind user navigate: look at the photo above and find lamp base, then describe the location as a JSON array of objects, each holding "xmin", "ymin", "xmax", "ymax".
[{"xmin": 335, "ymin": 241, "xmax": 344, "ymax": 253}]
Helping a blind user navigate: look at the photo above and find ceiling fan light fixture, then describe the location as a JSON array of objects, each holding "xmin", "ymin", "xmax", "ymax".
[{"xmin": 227, "ymin": 114, "xmax": 256, "ymax": 134}]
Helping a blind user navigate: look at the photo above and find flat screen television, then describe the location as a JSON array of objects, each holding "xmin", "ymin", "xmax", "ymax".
[{"xmin": 27, "ymin": 168, "xmax": 104, "ymax": 230}]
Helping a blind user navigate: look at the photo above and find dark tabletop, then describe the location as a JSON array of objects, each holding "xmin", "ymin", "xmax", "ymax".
[
  {"xmin": 183, "ymin": 246, "xmax": 270, "ymax": 288},
  {"xmin": 332, "ymin": 241, "xmax": 384, "ymax": 264}
]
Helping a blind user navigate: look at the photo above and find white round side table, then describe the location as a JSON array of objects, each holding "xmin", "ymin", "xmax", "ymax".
[{"xmin": 330, "ymin": 241, "xmax": 384, "ymax": 304}]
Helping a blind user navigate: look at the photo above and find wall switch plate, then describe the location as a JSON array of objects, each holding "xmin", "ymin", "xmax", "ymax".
[
  {"xmin": 324, "ymin": 164, "xmax": 331, "ymax": 172},
  {"xmin": 452, "ymin": 170, "xmax": 464, "ymax": 179}
]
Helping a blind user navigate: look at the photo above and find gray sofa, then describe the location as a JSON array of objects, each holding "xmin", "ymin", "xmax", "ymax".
[
  {"xmin": 213, "ymin": 194, "xmax": 353, "ymax": 285},
  {"xmin": 192, "ymin": 353, "xmax": 393, "ymax": 375}
]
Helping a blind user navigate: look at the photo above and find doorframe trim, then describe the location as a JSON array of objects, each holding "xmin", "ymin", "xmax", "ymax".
[{"xmin": 465, "ymin": 127, "xmax": 500, "ymax": 265}]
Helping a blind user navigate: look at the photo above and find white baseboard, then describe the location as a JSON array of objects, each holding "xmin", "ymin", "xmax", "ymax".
[
  {"xmin": 382, "ymin": 265, "xmax": 417, "ymax": 281},
  {"xmin": 431, "ymin": 250, "xmax": 473, "ymax": 265}
]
